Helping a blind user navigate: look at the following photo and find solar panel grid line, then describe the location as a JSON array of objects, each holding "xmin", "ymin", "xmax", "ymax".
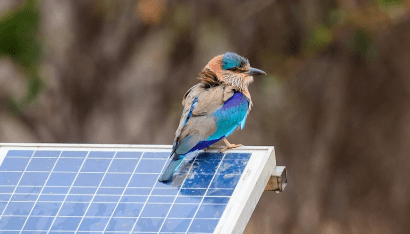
[
  {"xmin": 18, "ymin": 150, "xmax": 64, "ymax": 233},
  {"xmin": 73, "ymin": 151, "xmax": 119, "ymax": 233},
  {"xmin": 45, "ymin": 151, "xmax": 91, "ymax": 233},
  {"xmin": 0, "ymin": 150, "xmax": 36, "ymax": 220},
  {"xmin": 100, "ymin": 151, "xmax": 145, "ymax": 233},
  {"xmin": 156, "ymin": 151, "xmax": 203, "ymax": 233},
  {"xmin": 184, "ymin": 153, "xmax": 228, "ymax": 234},
  {"xmin": 125, "ymin": 152, "xmax": 172, "ymax": 234}
]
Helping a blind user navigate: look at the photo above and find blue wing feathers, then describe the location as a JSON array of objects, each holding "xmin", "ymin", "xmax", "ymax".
[
  {"xmin": 158, "ymin": 156, "xmax": 185, "ymax": 182},
  {"xmin": 159, "ymin": 92, "xmax": 249, "ymax": 182},
  {"xmin": 183, "ymin": 96, "xmax": 198, "ymax": 127},
  {"xmin": 207, "ymin": 92, "xmax": 249, "ymax": 140}
]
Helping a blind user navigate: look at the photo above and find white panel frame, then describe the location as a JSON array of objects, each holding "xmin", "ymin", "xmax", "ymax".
[{"xmin": 0, "ymin": 143, "xmax": 275, "ymax": 234}]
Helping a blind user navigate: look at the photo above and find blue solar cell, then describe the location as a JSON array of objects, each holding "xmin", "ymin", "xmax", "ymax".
[
  {"xmin": 183, "ymin": 174, "xmax": 214, "ymax": 188},
  {"xmin": 101, "ymin": 173, "xmax": 132, "ymax": 187},
  {"xmin": 23, "ymin": 216, "xmax": 53, "ymax": 230},
  {"xmin": 151, "ymin": 188, "xmax": 178, "ymax": 196},
  {"xmin": 206, "ymin": 188, "xmax": 235, "ymax": 196},
  {"xmin": 142, "ymin": 152, "xmax": 169, "ymax": 159},
  {"xmin": 210, "ymin": 174, "xmax": 242, "ymax": 188},
  {"xmin": 38, "ymin": 195, "xmax": 66, "ymax": 202},
  {"xmin": 161, "ymin": 218, "xmax": 191, "ymax": 232},
  {"xmin": 81, "ymin": 159, "xmax": 110, "ymax": 172},
  {"xmin": 140, "ymin": 203, "xmax": 172, "ymax": 218},
  {"xmin": 20, "ymin": 172, "xmax": 49, "ymax": 186},
  {"xmin": 27, "ymin": 158, "xmax": 57, "ymax": 171},
  {"xmin": 65, "ymin": 195, "xmax": 93, "ymax": 202},
  {"xmin": 53, "ymin": 158, "xmax": 83, "ymax": 172},
  {"xmin": 115, "ymin": 151, "xmax": 142, "ymax": 159},
  {"xmin": 191, "ymin": 159, "xmax": 220, "ymax": 174},
  {"xmin": 217, "ymin": 159, "xmax": 248, "ymax": 174},
  {"xmin": 31, "ymin": 202, "xmax": 61, "ymax": 216},
  {"xmin": 94, "ymin": 195, "xmax": 120, "ymax": 203},
  {"xmin": 0, "ymin": 194, "xmax": 11, "ymax": 201},
  {"xmin": 133, "ymin": 217, "xmax": 163, "ymax": 232},
  {"xmin": 135, "ymin": 159, "xmax": 166, "ymax": 173},
  {"xmin": 180, "ymin": 188, "xmax": 207, "ymax": 196},
  {"xmin": 196, "ymin": 204, "xmax": 226, "ymax": 218},
  {"xmin": 224, "ymin": 152, "xmax": 251, "ymax": 160},
  {"xmin": 124, "ymin": 188, "xmax": 151, "ymax": 196},
  {"xmin": 88, "ymin": 151, "xmax": 115, "ymax": 158},
  {"xmin": 42, "ymin": 186, "xmax": 70, "ymax": 194},
  {"xmin": 175, "ymin": 196, "xmax": 202, "ymax": 204},
  {"xmin": 129, "ymin": 173, "xmax": 158, "ymax": 187},
  {"xmin": 3, "ymin": 201, "xmax": 35, "ymax": 215},
  {"xmin": 113, "ymin": 203, "xmax": 143, "ymax": 217},
  {"xmin": 14, "ymin": 186, "xmax": 41, "ymax": 194},
  {"xmin": 97, "ymin": 188, "xmax": 124, "ymax": 195},
  {"xmin": 33, "ymin": 151, "xmax": 61, "ymax": 158},
  {"xmin": 50, "ymin": 216, "xmax": 82, "ymax": 230},
  {"xmin": 0, "ymin": 172, "xmax": 22, "ymax": 185},
  {"xmin": 203, "ymin": 196, "xmax": 230, "ymax": 204},
  {"xmin": 60, "ymin": 151, "xmax": 88, "ymax": 158},
  {"xmin": 107, "ymin": 159, "xmax": 139, "ymax": 173},
  {"xmin": 78, "ymin": 217, "xmax": 109, "ymax": 231},
  {"xmin": 188, "ymin": 218, "xmax": 219, "ymax": 233},
  {"xmin": 0, "ymin": 149, "xmax": 254, "ymax": 233},
  {"xmin": 196, "ymin": 152, "xmax": 224, "ymax": 160},
  {"xmin": 46, "ymin": 173, "xmax": 76, "ymax": 186},
  {"xmin": 0, "ymin": 186, "xmax": 14, "ymax": 194},
  {"xmin": 0, "ymin": 157, "xmax": 30, "ymax": 171},
  {"xmin": 86, "ymin": 203, "xmax": 117, "ymax": 217},
  {"xmin": 168, "ymin": 203, "xmax": 199, "ymax": 218},
  {"xmin": 11, "ymin": 194, "xmax": 38, "ymax": 202},
  {"xmin": 105, "ymin": 217, "xmax": 135, "ymax": 231},
  {"xmin": 6, "ymin": 150, "xmax": 33, "ymax": 157},
  {"xmin": 74, "ymin": 173, "xmax": 104, "ymax": 187},
  {"xmin": 70, "ymin": 187, "xmax": 97, "ymax": 195},
  {"xmin": 147, "ymin": 195, "xmax": 175, "ymax": 203},
  {"xmin": 120, "ymin": 196, "xmax": 147, "ymax": 203},
  {"xmin": 58, "ymin": 202, "xmax": 87, "ymax": 216},
  {"xmin": 0, "ymin": 216, "xmax": 27, "ymax": 230}
]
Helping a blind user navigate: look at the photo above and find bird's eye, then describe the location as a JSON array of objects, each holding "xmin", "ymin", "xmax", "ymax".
[{"xmin": 230, "ymin": 67, "xmax": 238, "ymax": 72}]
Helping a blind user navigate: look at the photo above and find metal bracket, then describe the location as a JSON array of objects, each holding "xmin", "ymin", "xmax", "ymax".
[{"xmin": 265, "ymin": 166, "xmax": 287, "ymax": 192}]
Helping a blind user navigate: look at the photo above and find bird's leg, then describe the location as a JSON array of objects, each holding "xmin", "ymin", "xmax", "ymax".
[{"xmin": 218, "ymin": 138, "xmax": 243, "ymax": 153}]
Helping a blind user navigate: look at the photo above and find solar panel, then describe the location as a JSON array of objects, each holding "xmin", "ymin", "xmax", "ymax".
[{"xmin": 0, "ymin": 143, "xmax": 276, "ymax": 234}]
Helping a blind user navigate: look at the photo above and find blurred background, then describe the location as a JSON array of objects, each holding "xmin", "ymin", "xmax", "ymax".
[{"xmin": 1, "ymin": 0, "xmax": 410, "ymax": 233}]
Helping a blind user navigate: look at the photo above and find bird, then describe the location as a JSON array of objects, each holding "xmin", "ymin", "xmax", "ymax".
[{"xmin": 158, "ymin": 52, "xmax": 266, "ymax": 182}]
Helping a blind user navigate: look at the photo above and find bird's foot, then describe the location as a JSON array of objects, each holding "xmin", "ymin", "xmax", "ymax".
[
  {"xmin": 218, "ymin": 143, "xmax": 243, "ymax": 153},
  {"xmin": 218, "ymin": 138, "xmax": 243, "ymax": 153}
]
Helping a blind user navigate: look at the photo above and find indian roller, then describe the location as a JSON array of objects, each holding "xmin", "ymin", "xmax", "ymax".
[{"xmin": 159, "ymin": 52, "xmax": 266, "ymax": 182}]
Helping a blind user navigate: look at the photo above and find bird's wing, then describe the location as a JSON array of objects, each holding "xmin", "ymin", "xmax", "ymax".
[
  {"xmin": 174, "ymin": 83, "xmax": 203, "ymax": 143},
  {"xmin": 173, "ymin": 84, "xmax": 229, "ymax": 155}
]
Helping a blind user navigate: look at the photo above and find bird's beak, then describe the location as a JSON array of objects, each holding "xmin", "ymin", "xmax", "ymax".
[{"xmin": 245, "ymin": 67, "xmax": 266, "ymax": 76}]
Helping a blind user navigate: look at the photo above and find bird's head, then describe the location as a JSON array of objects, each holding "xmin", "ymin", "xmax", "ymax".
[{"xmin": 199, "ymin": 52, "xmax": 266, "ymax": 91}]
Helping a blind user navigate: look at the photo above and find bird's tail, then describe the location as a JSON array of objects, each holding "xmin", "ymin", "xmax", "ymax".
[{"xmin": 158, "ymin": 154, "xmax": 184, "ymax": 183}]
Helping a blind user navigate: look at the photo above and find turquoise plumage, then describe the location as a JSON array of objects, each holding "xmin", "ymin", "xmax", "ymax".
[{"xmin": 159, "ymin": 52, "xmax": 266, "ymax": 182}]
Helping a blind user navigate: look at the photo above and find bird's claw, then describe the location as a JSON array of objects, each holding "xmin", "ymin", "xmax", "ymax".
[{"xmin": 218, "ymin": 143, "xmax": 243, "ymax": 153}]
